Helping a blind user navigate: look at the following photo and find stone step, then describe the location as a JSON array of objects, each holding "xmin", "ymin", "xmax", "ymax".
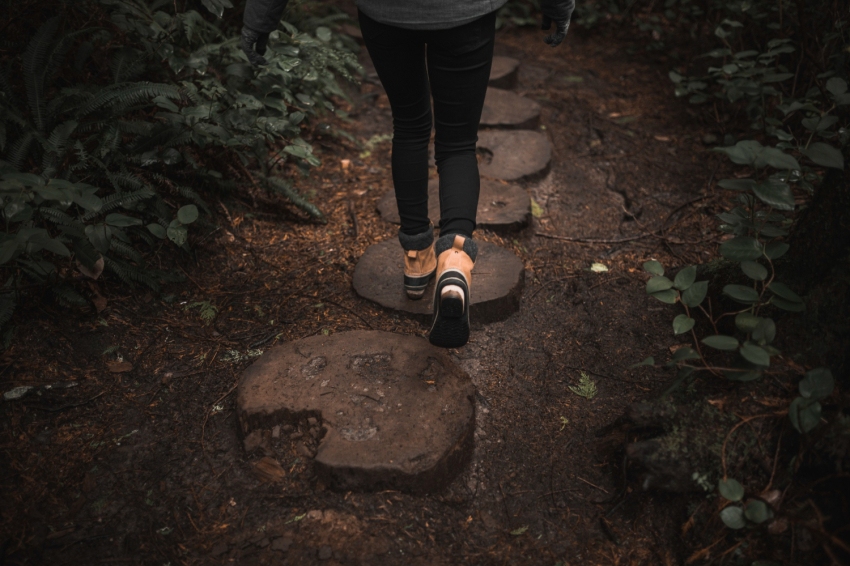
[
  {"xmin": 478, "ymin": 130, "xmax": 552, "ymax": 181},
  {"xmin": 480, "ymin": 88, "xmax": 540, "ymax": 130},
  {"xmin": 376, "ymin": 178, "xmax": 530, "ymax": 233},
  {"xmin": 489, "ymin": 56, "xmax": 520, "ymax": 89},
  {"xmin": 353, "ymin": 239, "xmax": 524, "ymax": 324},
  {"xmin": 237, "ymin": 330, "xmax": 475, "ymax": 493}
]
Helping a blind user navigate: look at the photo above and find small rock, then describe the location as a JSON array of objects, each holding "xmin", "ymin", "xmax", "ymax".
[
  {"xmin": 318, "ymin": 546, "xmax": 333, "ymax": 560},
  {"xmin": 272, "ymin": 425, "xmax": 281, "ymax": 439},
  {"xmin": 306, "ymin": 509, "xmax": 323, "ymax": 521},
  {"xmin": 107, "ymin": 361, "xmax": 134, "ymax": 374},
  {"xmin": 243, "ymin": 430, "xmax": 264, "ymax": 453},
  {"xmin": 3, "ymin": 386, "xmax": 34, "ymax": 401},
  {"xmin": 307, "ymin": 417, "xmax": 318, "ymax": 426},
  {"xmin": 257, "ymin": 537, "xmax": 270, "ymax": 548},
  {"xmin": 296, "ymin": 442, "xmax": 314, "ymax": 458},
  {"xmin": 703, "ymin": 133, "xmax": 718, "ymax": 145},
  {"xmin": 210, "ymin": 542, "xmax": 229, "ymax": 556},
  {"xmin": 272, "ymin": 537, "xmax": 293, "ymax": 552},
  {"xmin": 283, "ymin": 424, "xmax": 294, "ymax": 432},
  {"xmin": 290, "ymin": 431, "xmax": 304, "ymax": 440}
]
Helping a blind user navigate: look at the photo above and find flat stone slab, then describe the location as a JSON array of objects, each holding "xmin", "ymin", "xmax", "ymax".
[
  {"xmin": 237, "ymin": 331, "xmax": 475, "ymax": 493},
  {"xmin": 480, "ymin": 88, "xmax": 540, "ymax": 129},
  {"xmin": 376, "ymin": 178, "xmax": 530, "ymax": 232},
  {"xmin": 489, "ymin": 56, "xmax": 520, "ymax": 89},
  {"xmin": 353, "ymin": 239, "xmax": 524, "ymax": 324},
  {"xmin": 478, "ymin": 130, "xmax": 552, "ymax": 182}
]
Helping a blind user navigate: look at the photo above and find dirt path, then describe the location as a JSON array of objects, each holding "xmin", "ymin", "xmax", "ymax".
[{"xmin": 1, "ymin": 23, "xmax": 726, "ymax": 565}]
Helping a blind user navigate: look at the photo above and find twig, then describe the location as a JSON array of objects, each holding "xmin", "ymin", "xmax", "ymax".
[
  {"xmin": 347, "ymin": 199, "xmax": 359, "ymax": 238},
  {"xmin": 535, "ymin": 232, "xmax": 648, "ymax": 244},
  {"xmin": 576, "ymin": 476, "xmax": 609, "ymax": 494},
  {"xmin": 721, "ymin": 413, "xmax": 784, "ymax": 478}
]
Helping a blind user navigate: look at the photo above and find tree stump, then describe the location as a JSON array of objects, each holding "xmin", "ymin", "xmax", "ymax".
[
  {"xmin": 376, "ymin": 178, "xmax": 530, "ymax": 233},
  {"xmin": 478, "ymin": 130, "xmax": 552, "ymax": 181},
  {"xmin": 489, "ymin": 56, "xmax": 520, "ymax": 89},
  {"xmin": 237, "ymin": 331, "xmax": 476, "ymax": 493},
  {"xmin": 480, "ymin": 88, "xmax": 540, "ymax": 130},
  {"xmin": 353, "ymin": 240, "xmax": 524, "ymax": 324}
]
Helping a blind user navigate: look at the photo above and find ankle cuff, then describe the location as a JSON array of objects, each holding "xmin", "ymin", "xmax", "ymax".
[
  {"xmin": 435, "ymin": 233, "xmax": 478, "ymax": 263},
  {"xmin": 398, "ymin": 226, "xmax": 434, "ymax": 251}
]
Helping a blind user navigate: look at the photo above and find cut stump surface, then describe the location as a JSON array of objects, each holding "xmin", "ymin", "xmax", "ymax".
[
  {"xmin": 353, "ymin": 240, "xmax": 524, "ymax": 324},
  {"xmin": 376, "ymin": 178, "xmax": 530, "ymax": 232},
  {"xmin": 489, "ymin": 56, "xmax": 520, "ymax": 89},
  {"xmin": 237, "ymin": 330, "xmax": 475, "ymax": 493},
  {"xmin": 480, "ymin": 88, "xmax": 541, "ymax": 130},
  {"xmin": 478, "ymin": 130, "xmax": 552, "ymax": 181}
]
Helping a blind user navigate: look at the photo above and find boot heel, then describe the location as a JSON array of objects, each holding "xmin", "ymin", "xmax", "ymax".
[{"xmin": 440, "ymin": 285, "xmax": 464, "ymax": 318}]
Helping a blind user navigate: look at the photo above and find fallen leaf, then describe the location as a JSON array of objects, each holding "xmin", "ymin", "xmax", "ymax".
[
  {"xmin": 107, "ymin": 361, "xmax": 134, "ymax": 373},
  {"xmin": 590, "ymin": 262, "xmax": 609, "ymax": 273},
  {"xmin": 77, "ymin": 257, "xmax": 105, "ymax": 280},
  {"xmin": 654, "ymin": 135, "xmax": 671, "ymax": 142},
  {"xmin": 253, "ymin": 457, "xmax": 286, "ymax": 483},
  {"xmin": 530, "ymin": 198, "xmax": 544, "ymax": 218},
  {"xmin": 92, "ymin": 295, "xmax": 107, "ymax": 313}
]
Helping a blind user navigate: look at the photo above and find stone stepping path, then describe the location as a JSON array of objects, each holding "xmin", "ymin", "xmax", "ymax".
[
  {"xmin": 478, "ymin": 130, "xmax": 552, "ymax": 181},
  {"xmin": 488, "ymin": 56, "xmax": 520, "ymax": 89},
  {"xmin": 376, "ymin": 178, "xmax": 530, "ymax": 233},
  {"xmin": 237, "ymin": 331, "xmax": 475, "ymax": 493},
  {"xmin": 480, "ymin": 87, "xmax": 541, "ymax": 129},
  {"xmin": 353, "ymin": 239, "xmax": 524, "ymax": 324}
]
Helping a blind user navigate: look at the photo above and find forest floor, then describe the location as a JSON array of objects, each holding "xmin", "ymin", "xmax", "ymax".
[{"xmin": 1, "ymin": 21, "xmax": 749, "ymax": 566}]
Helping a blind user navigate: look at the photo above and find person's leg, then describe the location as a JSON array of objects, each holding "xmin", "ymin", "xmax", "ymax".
[
  {"xmin": 426, "ymin": 11, "xmax": 497, "ymax": 238},
  {"xmin": 358, "ymin": 10, "xmax": 432, "ymax": 236}
]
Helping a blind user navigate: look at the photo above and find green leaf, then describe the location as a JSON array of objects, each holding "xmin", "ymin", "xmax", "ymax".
[
  {"xmin": 681, "ymin": 281, "xmax": 708, "ymax": 308},
  {"xmin": 753, "ymin": 180, "xmax": 795, "ymax": 210},
  {"xmin": 167, "ymin": 220, "xmax": 188, "ymax": 246},
  {"xmin": 771, "ymin": 296, "xmax": 805, "ymax": 312},
  {"xmin": 801, "ymin": 142, "xmax": 844, "ymax": 170},
  {"xmin": 719, "ymin": 478, "xmax": 745, "ymax": 502},
  {"xmin": 642, "ymin": 260, "xmax": 663, "ymax": 276},
  {"xmin": 0, "ymin": 240, "xmax": 18, "ymax": 265},
  {"xmin": 673, "ymin": 266, "xmax": 697, "ymax": 290},
  {"xmin": 723, "ymin": 284, "xmax": 760, "ymax": 304},
  {"xmin": 673, "ymin": 315, "xmax": 695, "ymax": 335},
  {"xmin": 530, "ymin": 198, "xmax": 544, "ymax": 218},
  {"xmin": 720, "ymin": 237, "xmax": 762, "ymax": 261},
  {"xmin": 717, "ymin": 178, "xmax": 756, "ymax": 192},
  {"xmin": 764, "ymin": 241, "xmax": 789, "ymax": 259},
  {"xmin": 715, "ymin": 140, "xmax": 762, "ymax": 165},
  {"xmin": 510, "ymin": 526, "xmax": 529, "ymax": 536},
  {"xmin": 752, "ymin": 318, "xmax": 776, "ymax": 344},
  {"xmin": 735, "ymin": 312, "xmax": 761, "ymax": 332},
  {"xmin": 768, "ymin": 282, "xmax": 801, "ymax": 303},
  {"xmin": 720, "ymin": 506, "xmax": 746, "ymax": 529},
  {"xmin": 177, "ymin": 204, "xmax": 199, "ymax": 225},
  {"xmin": 826, "ymin": 77, "xmax": 848, "ymax": 96},
  {"xmin": 650, "ymin": 289, "xmax": 678, "ymax": 304},
  {"xmin": 316, "ymin": 26, "xmax": 332, "ymax": 42},
  {"xmin": 39, "ymin": 237, "xmax": 71, "ymax": 258},
  {"xmin": 105, "ymin": 213, "xmax": 143, "ymax": 228},
  {"xmin": 740, "ymin": 343, "xmax": 770, "ymax": 367},
  {"xmin": 629, "ymin": 356, "xmax": 655, "ymax": 368},
  {"xmin": 85, "ymin": 224, "xmax": 112, "ymax": 254},
  {"xmin": 671, "ymin": 347, "xmax": 701, "ymax": 362},
  {"xmin": 754, "ymin": 147, "xmax": 801, "ymax": 171},
  {"xmin": 789, "ymin": 397, "xmax": 822, "ymax": 433},
  {"xmin": 744, "ymin": 500, "xmax": 773, "ymax": 524},
  {"xmin": 799, "ymin": 368, "xmax": 834, "ymax": 401},
  {"xmin": 646, "ymin": 276, "xmax": 674, "ymax": 294},
  {"xmin": 147, "ymin": 224, "xmax": 167, "ymax": 239},
  {"xmin": 725, "ymin": 369, "xmax": 763, "ymax": 382},
  {"xmin": 740, "ymin": 260, "xmax": 768, "ymax": 281},
  {"xmin": 702, "ymin": 335, "xmax": 739, "ymax": 350}
]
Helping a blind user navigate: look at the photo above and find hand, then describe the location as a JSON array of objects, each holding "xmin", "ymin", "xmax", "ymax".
[
  {"xmin": 241, "ymin": 26, "xmax": 270, "ymax": 66},
  {"xmin": 540, "ymin": 15, "xmax": 570, "ymax": 47}
]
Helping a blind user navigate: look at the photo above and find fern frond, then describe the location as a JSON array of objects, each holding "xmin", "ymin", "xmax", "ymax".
[
  {"xmin": 0, "ymin": 291, "xmax": 16, "ymax": 328},
  {"xmin": 41, "ymin": 120, "xmax": 79, "ymax": 163},
  {"xmin": 116, "ymin": 120, "xmax": 153, "ymax": 136},
  {"xmin": 0, "ymin": 68, "xmax": 17, "ymax": 106},
  {"xmin": 81, "ymin": 187, "xmax": 154, "ymax": 221},
  {"xmin": 176, "ymin": 186, "xmax": 210, "ymax": 213},
  {"xmin": 265, "ymin": 175, "xmax": 326, "ymax": 222},
  {"xmin": 107, "ymin": 171, "xmax": 149, "ymax": 193},
  {"xmin": 51, "ymin": 284, "xmax": 88, "ymax": 308},
  {"xmin": 110, "ymin": 47, "xmax": 147, "ymax": 83},
  {"xmin": 77, "ymin": 82, "xmax": 184, "ymax": 117},
  {"xmin": 7, "ymin": 131, "xmax": 37, "ymax": 169},
  {"xmin": 130, "ymin": 125, "xmax": 185, "ymax": 154},
  {"xmin": 109, "ymin": 238, "xmax": 145, "ymax": 266},
  {"xmin": 103, "ymin": 255, "xmax": 160, "ymax": 291},
  {"xmin": 22, "ymin": 16, "xmax": 62, "ymax": 132}
]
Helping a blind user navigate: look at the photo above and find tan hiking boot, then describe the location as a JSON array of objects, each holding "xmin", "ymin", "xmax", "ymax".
[
  {"xmin": 403, "ymin": 245, "xmax": 436, "ymax": 299},
  {"xmin": 398, "ymin": 226, "xmax": 436, "ymax": 300},
  {"xmin": 429, "ymin": 234, "xmax": 477, "ymax": 348}
]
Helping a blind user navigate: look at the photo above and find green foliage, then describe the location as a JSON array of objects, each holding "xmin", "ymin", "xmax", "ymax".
[
  {"xmin": 568, "ymin": 371, "xmax": 598, "ymax": 399},
  {"xmin": 0, "ymin": 1, "xmax": 359, "ymax": 345},
  {"xmin": 185, "ymin": 300, "xmax": 218, "ymax": 325}
]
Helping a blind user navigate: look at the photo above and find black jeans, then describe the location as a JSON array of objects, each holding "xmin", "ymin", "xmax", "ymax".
[{"xmin": 358, "ymin": 10, "xmax": 496, "ymax": 239}]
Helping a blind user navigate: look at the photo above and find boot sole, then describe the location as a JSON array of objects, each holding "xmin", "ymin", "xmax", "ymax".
[
  {"xmin": 404, "ymin": 269, "xmax": 436, "ymax": 300},
  {"xmin": 428, "ymin": 270, "xmax": 470, "ymax": 348}
]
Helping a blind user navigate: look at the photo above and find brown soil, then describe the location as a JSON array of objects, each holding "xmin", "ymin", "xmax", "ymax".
[{"xmin": 1, "ymin": 22, "xmax": 743, "ymax": 566}]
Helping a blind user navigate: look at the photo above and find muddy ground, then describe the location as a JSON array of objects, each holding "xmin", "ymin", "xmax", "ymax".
[{"xmin": 2, "ymin": 19, "xmax": 756, "ymax": 566}]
